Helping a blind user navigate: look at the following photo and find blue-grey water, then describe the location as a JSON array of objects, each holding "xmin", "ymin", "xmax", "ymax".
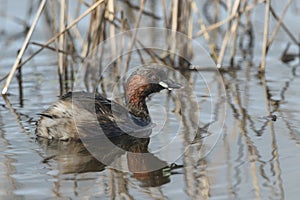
[{"xmin": 1, "ymin": 0, "xmax": 300, "ymax": 199}]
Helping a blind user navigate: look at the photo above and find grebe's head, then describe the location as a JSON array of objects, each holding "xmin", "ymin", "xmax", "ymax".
[{"xmin": 125, "ymin": 66, "xmax": 181, "ymax": 102}]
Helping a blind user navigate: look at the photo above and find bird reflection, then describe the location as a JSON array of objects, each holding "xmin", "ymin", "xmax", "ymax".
[{"xmin": 37, "ymin": 132, "xmax": 172, "ymax": 187}]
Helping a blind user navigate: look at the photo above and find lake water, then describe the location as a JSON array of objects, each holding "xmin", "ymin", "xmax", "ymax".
[{"xmin": 1, "ymin": 0, "xmax": 300, "ymax": 199}]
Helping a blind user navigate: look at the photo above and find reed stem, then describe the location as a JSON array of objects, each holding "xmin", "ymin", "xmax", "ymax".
[
  {"xmin": 260, "ymin": 0, "xmax": 270, "ymax": 73},
  {"xmin": 2, "ymin": 0, "xmax": 47, "ymax": 95},
  {"xmin": 123, "ymin": 0, "xmax": 145, "ymax": 82},
  {"xmin": 10, "ymin": 0, "xmax": 104, "ymax": 79}
]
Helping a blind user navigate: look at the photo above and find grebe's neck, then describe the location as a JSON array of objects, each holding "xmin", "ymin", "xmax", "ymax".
[
  {"xmin": 125, "ymin": 74, "xmax": 152, "ymax": 123},
  {"xmin": 126, "ymin": 93, "xmax": 151, "ymax": 123}
]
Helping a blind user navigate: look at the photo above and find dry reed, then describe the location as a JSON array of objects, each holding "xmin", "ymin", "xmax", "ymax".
[
  {"xmin": 1, "ymin": 0, "xmax": 297, "ymax": 94},
  {"xmin": 1, "ymin": 2, "xmax": 298, "ymax": 198},
  {"xmin": 2, "ymin": 0, "xmax": 47, "ymax": 95},
  {"xmin": 260, "ymin": 0, "xmax": 270, "ymax": 73}
]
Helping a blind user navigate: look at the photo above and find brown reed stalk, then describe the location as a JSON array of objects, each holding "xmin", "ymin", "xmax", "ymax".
[
  {"xmin": 170, "ymin": 0, "xmax": 179, "ymax": 64},
  {"xmin": 230, "ymin": 0, "xmax": 247, "ymax": 66},
  {"xmin": 82, "ymin": 0, "xmax": 107, "ymax": 68},
  {"xmin": 12, "ymin": 0, "xmax": 104, "ymax": 77},
  {"xmin": 217, "ymin": 0, "xmax": 241, "ymax": 68},
  {"xmin": 161, "ymin": 0, "xmax": 169, "ymax": 29},
  {"xmin": 217, "ymin": 1, "xmax": 233, "ymax": 67},
  {"xmin": 50, "ymin": 0, "xmax": 58, "ymax": 48},
  {"xmin": 58, "ymin": 0, "xmax": 67, "ymax": 95},
  {"xmin": 16, "ymin": 50, "xmax": 23, "ymax": 106},
  {"xmin": 67, "ymin": 12, "xmax": 84, "ymax": 46},
  {"xmin": 30, "ymin": 41, "xmax": 79, "ymax": 58},
  {"xmin": 267, "ymin": 0, "xmax": 294, "ymax": 52},
  {"xmin": 186, "ymin": 0, "xmax": 193, "ymax": 65},
  {"xmin": 270, "ymin": 6, "xmax": 298, "ymax": 45},
  {"xmin": 260, "ymin": 0, "xmax": 271, "ymax": 73},
  {"xmin": 91, "ymin": 3, "xmax": 105, "ymax": 52},
  {"xmin": 75, "ymin": 0, "xmax": 82, "ymax": 19},
  {"xmin": 115, "ymin": 12, "xmax": 126, "ymax": 83},
  {"xmin": 187, "ymin": 1, "xmax": 193, "ymax": 39},
  {"xmin": 177, "ymin": 0, "xmax": 188, "ymax": 68},
  {"xmin": 123, "ymin": 0, "xmax": 145, "ymax": 82},
  {"xmin": 66, "ymin": 30, "xmax": 76, "ymax": 91},
  {"xmin": 193, "ymin": 0, "xmax": 264, "ymax": 39},
  {"xmin": 2, "ymin": 0, "xmax": 47, "ymax": 95},
  {"xmin": 191, "ymin": 1, "xmax": 218, "ymax": 62},
  {"xmin": 107, "ymin": 0, "xmax": 119, "ymax": 79},
  {"xmin": 0, "ymin": 0, "xmax": 104, "ymax": 94},
  {"xmin": 57, "ymin": 1, "xmax": 85, "ymax": 60},
  {"xmin": 82, "ymin": 1, "xmax": 107, "ymax": 91}
]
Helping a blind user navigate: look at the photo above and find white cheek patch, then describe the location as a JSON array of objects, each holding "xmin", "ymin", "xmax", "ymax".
[{"xmin": 159, "ymin": 81, "xmax": 169, "ymax": 89}]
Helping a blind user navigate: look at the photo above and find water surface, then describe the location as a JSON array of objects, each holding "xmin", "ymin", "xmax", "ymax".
[{"xmin": 1, "ymin": 1, "xmax": 300, "ymax": 199}]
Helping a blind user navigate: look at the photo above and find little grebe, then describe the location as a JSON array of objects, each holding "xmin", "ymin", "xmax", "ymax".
[{"xmin": 36, "ymin": 66, "xmax": 181, "ymax": 140}]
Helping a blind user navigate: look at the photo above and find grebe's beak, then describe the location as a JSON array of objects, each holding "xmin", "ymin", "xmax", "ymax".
[{"xmin": 159, "ymin": 80, "xmax": 182, "ymax": 90}]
